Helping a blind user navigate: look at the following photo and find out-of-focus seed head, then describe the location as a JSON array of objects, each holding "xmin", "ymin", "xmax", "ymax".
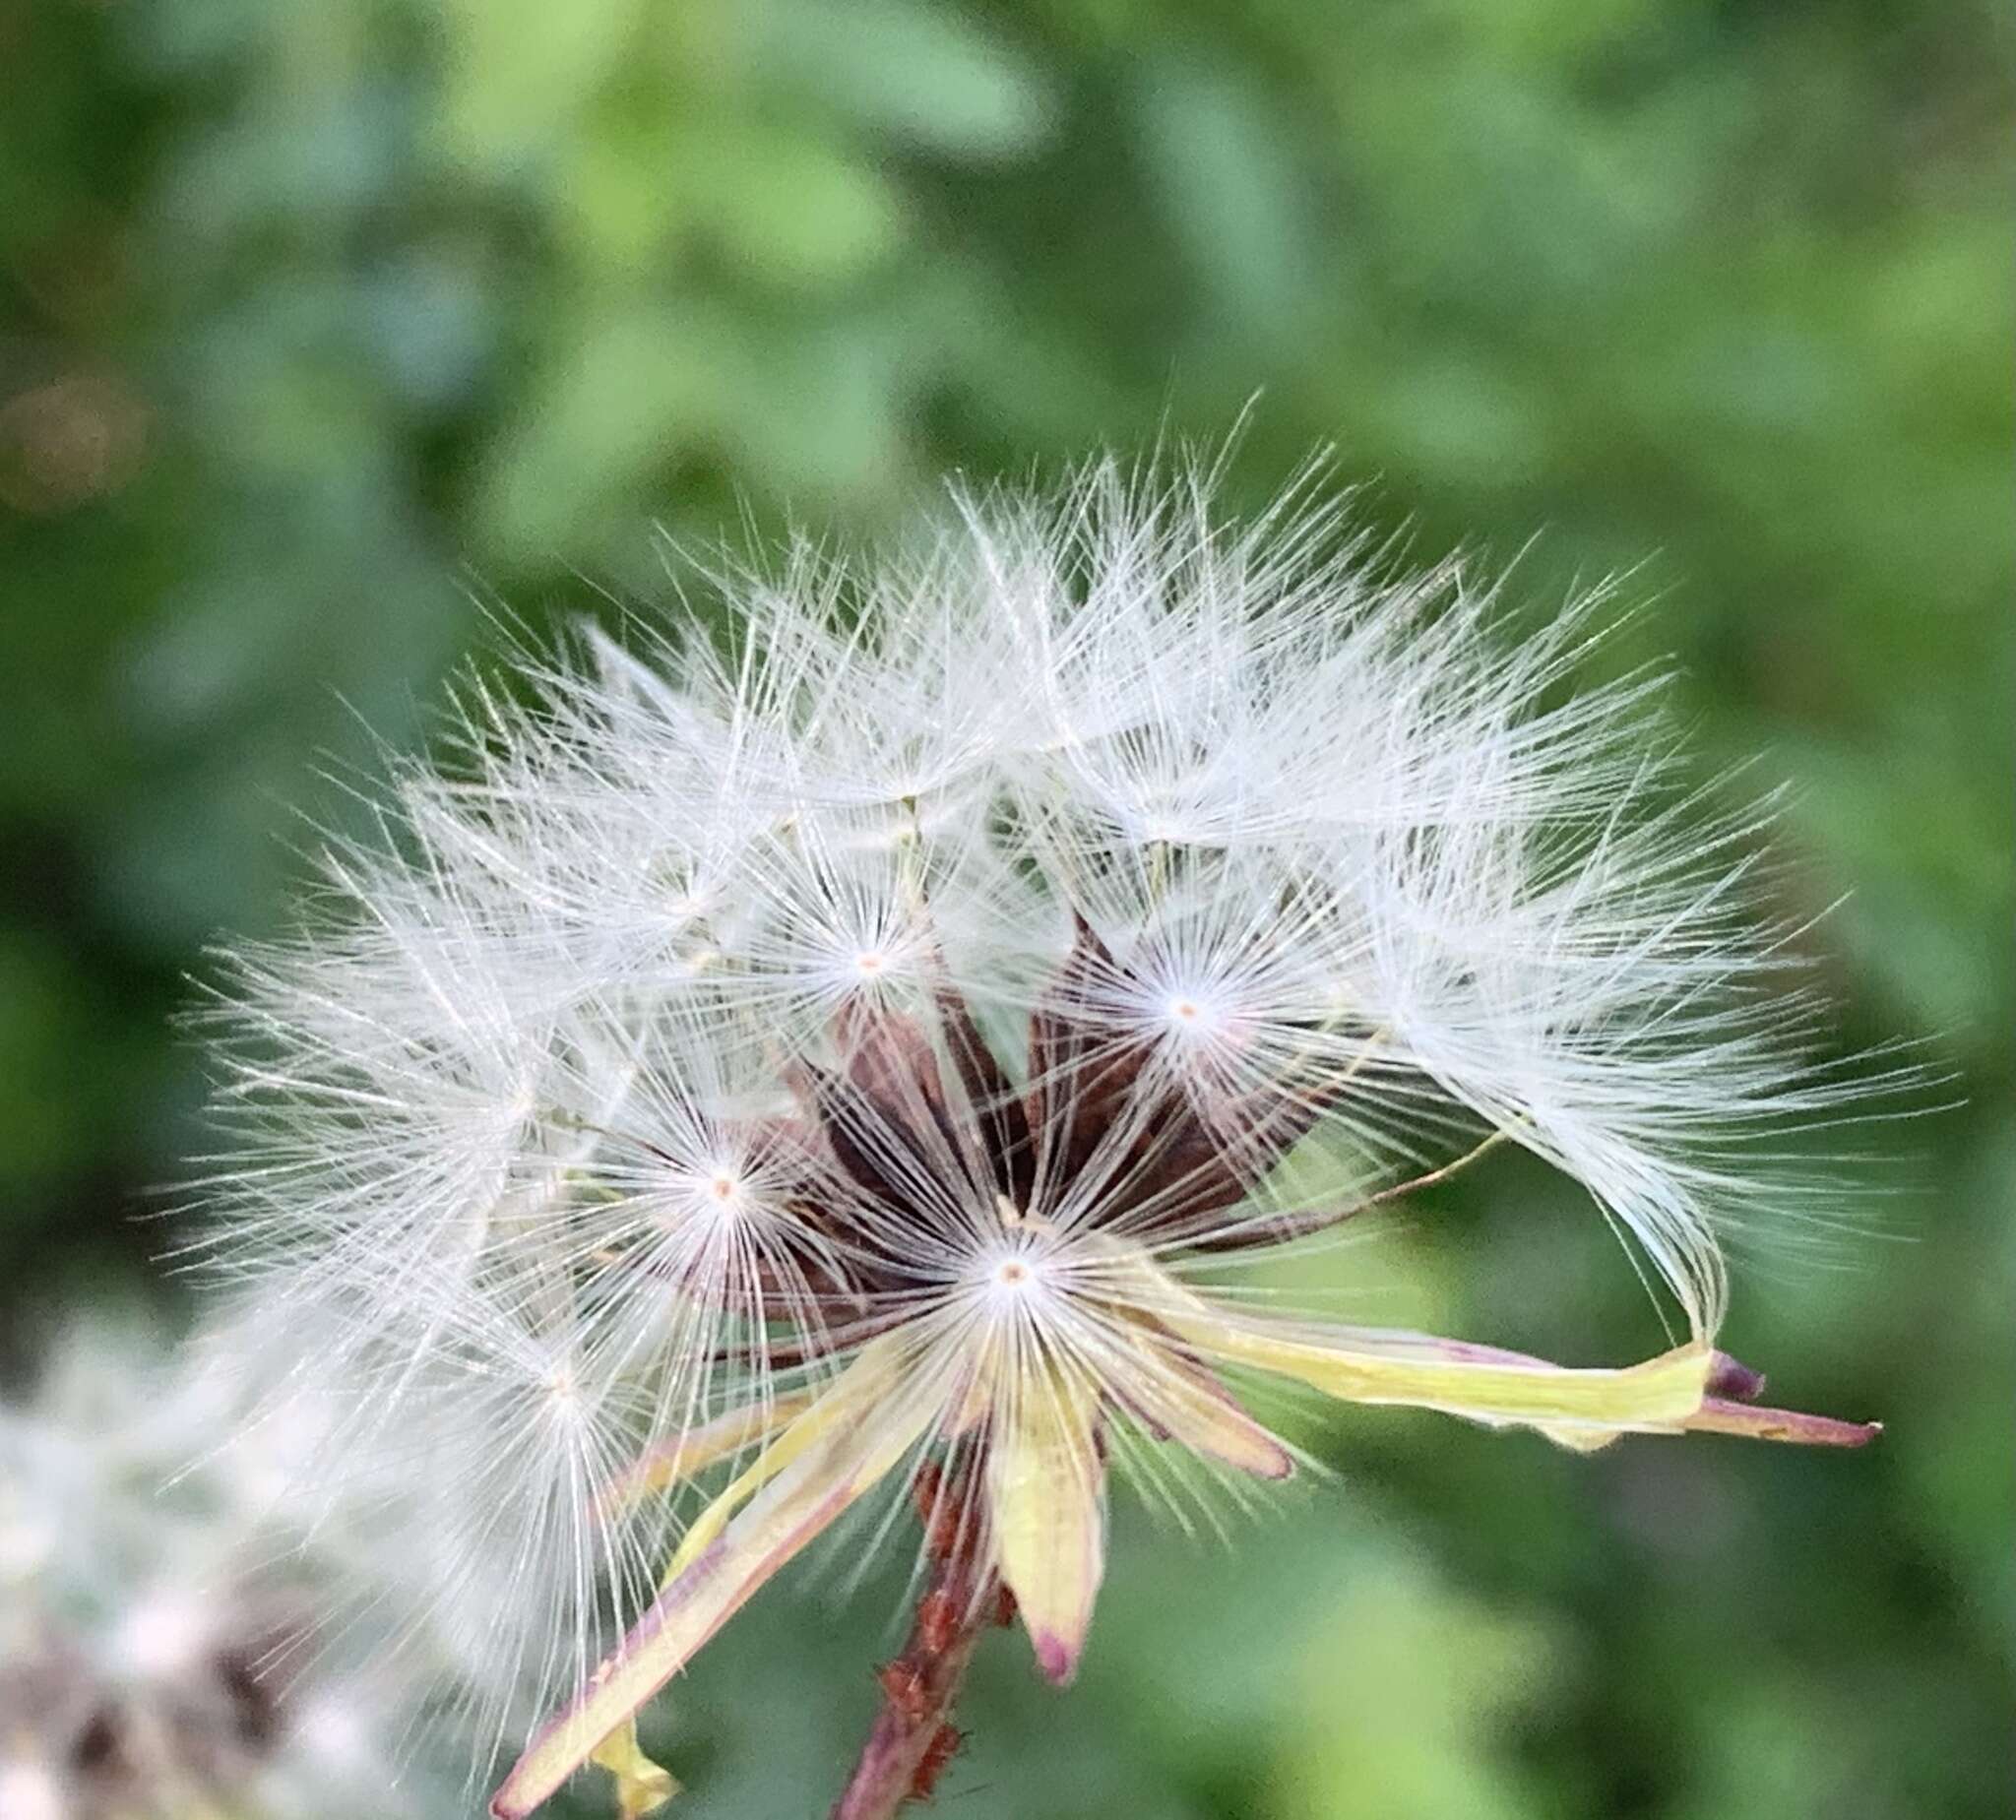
[{"xmin": 0, "ymin": 1313, "xmax": 472, "ymax": 1819}]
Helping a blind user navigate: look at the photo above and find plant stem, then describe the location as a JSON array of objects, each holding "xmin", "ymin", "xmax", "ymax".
[{"xmin": 828, "ymin": 1549, "xmax": 1000, "ymax": 1819}]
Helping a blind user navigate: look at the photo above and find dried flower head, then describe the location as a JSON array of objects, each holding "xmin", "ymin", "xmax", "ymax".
[
  {"xmin": 0, "ymin": 1313, "xmax": 466, "ymax": 1819},
  {"xmin": 193, "ymin": 458, "xmax": 1879, "ymax": 1819}
]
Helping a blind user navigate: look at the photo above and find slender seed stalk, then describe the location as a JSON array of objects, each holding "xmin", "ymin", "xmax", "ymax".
[
  {"xmin": 830, "ymin": 1465, "xmax": 1011, "ymax": 1820},
  {"xmin": 829, "ymin": 1572, "xmax": 991, "ymax": 1820}
]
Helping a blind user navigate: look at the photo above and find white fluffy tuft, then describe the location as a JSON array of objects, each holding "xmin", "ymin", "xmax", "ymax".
[{"xmin": 191, "ymin": 455, "xmax": 1878, "ymax": 1727}]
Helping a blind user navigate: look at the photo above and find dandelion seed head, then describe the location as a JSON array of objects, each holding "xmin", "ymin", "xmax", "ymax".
[
  {"xmin": 191, "ymin": 452, "xmax": 1895, "ymax": 1808},
  {"xmin": 0, "ymin": 1314, "xmax": 470, "ymax": 1819}
]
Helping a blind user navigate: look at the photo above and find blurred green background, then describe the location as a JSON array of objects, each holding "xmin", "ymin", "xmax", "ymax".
[{"xmin": 3, "ymin": 2, "xmax": 2009, "ymax": 1816}]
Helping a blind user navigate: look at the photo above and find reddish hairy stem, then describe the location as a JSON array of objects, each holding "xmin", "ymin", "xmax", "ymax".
[
  {"xmin": 827, "ymin": 1561, "xmax": 992, "ymax": 1820},
  {"xmin": 829, "ymin": 1462, "xmax": 1011, "ymax": 1820}
]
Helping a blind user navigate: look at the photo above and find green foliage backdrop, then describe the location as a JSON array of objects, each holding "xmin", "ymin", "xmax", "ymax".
[{"xmin": 3, "ymin": 3, "xmax": 2008, "ymax": 1816}]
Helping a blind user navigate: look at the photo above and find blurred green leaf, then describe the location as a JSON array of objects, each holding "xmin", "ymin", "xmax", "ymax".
[{"xmin": 3, "ymin": 0, "xmax": 2010, "ymax": 1812}]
